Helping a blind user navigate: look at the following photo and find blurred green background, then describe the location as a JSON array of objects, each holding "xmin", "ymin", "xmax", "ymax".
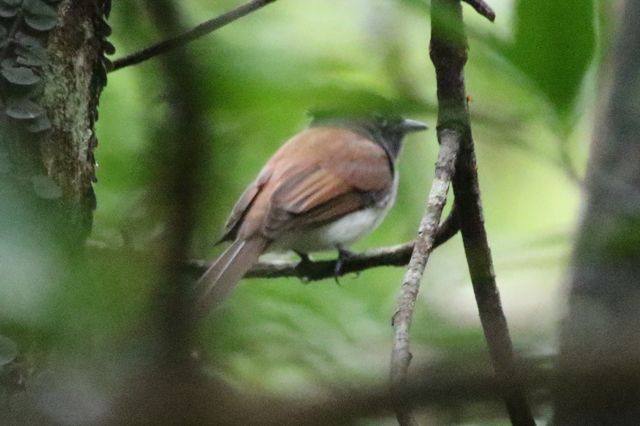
[{"xmin": 2, "ymin": 0, "xmax": 611, "ymax": 424}]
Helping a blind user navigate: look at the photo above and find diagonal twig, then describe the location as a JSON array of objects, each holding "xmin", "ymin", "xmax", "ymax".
[
  {"xmin": 390, "ymin": 130, "xmax": 460, "ymax": 425},
  {"xmin": 430, "ymin": 0, "xmax": 534, "ymax": 425},
  {"xmin": 111, "ymin": 0, "xmax": 278, "ymax": 72}
]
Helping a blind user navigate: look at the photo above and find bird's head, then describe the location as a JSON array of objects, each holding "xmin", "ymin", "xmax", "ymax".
[{"xmin": 310, "ymin": 111, "xmax": 428, "ymax": 160}]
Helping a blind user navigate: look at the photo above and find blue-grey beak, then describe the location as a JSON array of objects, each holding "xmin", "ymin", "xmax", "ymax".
[{"xmin": 400, "ymin": 118, "xmax": 428, "ymax": 133}]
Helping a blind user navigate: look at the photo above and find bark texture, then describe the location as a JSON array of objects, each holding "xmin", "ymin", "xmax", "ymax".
[
  {"xmin": 40, "ymin": 0, "xmax": 109, "ymax": 241},
  {"xmin": 0, "ymin": 0, "xmax": 109, "ymax": 245}
]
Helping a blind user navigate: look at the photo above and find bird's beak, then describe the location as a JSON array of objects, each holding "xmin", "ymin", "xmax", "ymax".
[{"xmin": 400, "ymin": 118, "xmax": 428, "ymax": 133}]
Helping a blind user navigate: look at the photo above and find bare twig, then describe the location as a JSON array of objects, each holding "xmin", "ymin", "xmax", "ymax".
[
  {"xmin": 111, "ymin": 0, "xmax": 278, "ymax": 72},
  {"xmin": 430, "ymin": 0, "xmax": 534, "ymax": 425},
  {"xmin": 184, "ymin": 209, "xmax": 459, "ymax": 282},
  {"xmin": 462, "ymin": 0, "xmax": 496, "ymax": 22},
  {"xmin": 389, "ymin": 130, "xmax": 460, "ymax": 425}
]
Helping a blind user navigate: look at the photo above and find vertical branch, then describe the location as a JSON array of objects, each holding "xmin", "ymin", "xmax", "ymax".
[
  {"xmin": 110, "ymin": 1, "xmax": 215, "ymax": 424},
  {"xmin": 430, "ymin": 0, "xmax": 535, "ymax": 425},
  {"xmin": 390, "ymin": 131, "xmax": 459, "ymax": 425},
  {"xmin": 144, "ymin": 0, "xmax": 209, "ymax": 368}
]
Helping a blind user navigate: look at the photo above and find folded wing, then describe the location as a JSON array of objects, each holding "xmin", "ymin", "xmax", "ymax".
[{"xmin": 229, "ymin": 127, "xmax": 393, "ymax": 241}]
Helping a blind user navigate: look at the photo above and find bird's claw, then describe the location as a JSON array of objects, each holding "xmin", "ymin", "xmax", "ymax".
[
  {"xmin": 334, "ymin": 247, "xmax": 355, "ymax": 285},
  {"xmin": 294, "ymin": 251, "xmax": 313, "ymax": 282}
]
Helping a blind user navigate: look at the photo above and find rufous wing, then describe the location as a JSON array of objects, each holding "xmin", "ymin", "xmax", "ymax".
[{"xmin": 228, "ymin": 127, "xmax": 394, "ymax": 241}]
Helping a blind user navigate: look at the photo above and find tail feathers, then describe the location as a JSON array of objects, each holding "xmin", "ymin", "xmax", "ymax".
[{"xmin": 195, "ymin": 237, "xmax": 267, "ymax": 315}]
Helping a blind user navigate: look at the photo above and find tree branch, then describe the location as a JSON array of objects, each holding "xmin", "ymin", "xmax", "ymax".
[
  {"xmin": 110, "ymin": 0, "xmax": 278, "ymax": 72},
  {"xmin": 430, "ymin": 0, "xmax": 534, "ymax": 425},
  {"xmin": 184, "ymin": 208, "xmax": 459, "ymax": 282},
  {"xmin": 390, "ymin": 130, "xmax": 460, "ymax": 425}
]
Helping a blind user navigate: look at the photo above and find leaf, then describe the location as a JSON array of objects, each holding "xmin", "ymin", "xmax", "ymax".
[
  {"xmin": 25, "ymin": 13, "xmax": 58, "ymax": 31},
  {"xmin": 5, "ymin": 96, "xmax": 44, "ymax": 119},
  {"xmin": 16, "ymin": 42, "xmax": 48, "ymax": 67},
  {"xmin": 22, "ymin": 0, "xmax": 58, "ymax": 30},
  {"xmin": 26, "ymin": 114, "xmax": 51, "ymax": 132},
  {"xmin": 0, "ymin": 335, "xmax": 18, "ymax": 366},
  {"xmin": 1, "ymin": 60, "xmax": 41, "ymax": 85},
  {"xmin": 31, "ymin": 175, "xmax": 63, "ymax": 199},
  {"xmin": 98, "ymin": 17, "xmax": 112, "ymax": 36},
  {"xmin": 15, "ymin": 32, "xmax": 42, "ymax": 48},
  {"xmin": 16, "ymin": 52, "xmax": 46, "ymax": 67},
  {"xmin": 13, "ymin": 33, "xmax": 48, "ymax": 65},
  {"xmin": 23, "ymin": 0, "xmax": 56, "ymax": 16},
  {"xmin": 104, "ymin": 40, "xmax": 116, "ymax": 55},
  {"xmin": 0, "ymin": 3, "xmax": 18, "ymax": 17},
  {"xmin": 507, "ymin": 0, "xmax": 596, "ymax": 122}
]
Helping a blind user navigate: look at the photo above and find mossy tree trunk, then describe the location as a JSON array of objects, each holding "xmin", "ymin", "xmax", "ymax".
[
  {"xmin": 0, "ymin": 1, "xmax": 110, "ymax": 422},
  {"xmin": 0, "ymin": 0, "xmax": 111, "ymax": 246}
]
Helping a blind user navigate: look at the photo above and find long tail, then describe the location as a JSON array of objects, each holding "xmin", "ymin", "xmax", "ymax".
[{"xmin": 195, "ymin": 237, "xmax": 268, "ymax": 315}]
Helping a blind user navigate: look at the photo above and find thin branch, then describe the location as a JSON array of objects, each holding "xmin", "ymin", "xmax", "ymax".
[
  {"xmin": 390, "ymin": 130, "xmax": 460, "ymax": 425},
  {"xmin": 184, "ymin": 209, "xmax": 459, "ymax": 282},
  {"xmin": 111, "ymin": 0, "xmax": 278, "ymax": 72},
  {"xmin": 462, "ymin": 0, "xmax": 495, "ymax": 22},
  {"xmin": 430, "ymin": 0, "xmax": 534, "ymax": 425}
]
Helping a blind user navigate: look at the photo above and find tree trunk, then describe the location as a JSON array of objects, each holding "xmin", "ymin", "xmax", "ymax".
[
  {"xmin": 0, "ymin": 0, "xmax": 110, "ymax": 246},
  {"xmin": 555, "ymin": 1, "xmax": 640, "ymax": 424},
  {"xmin": 0, "ymin": 1, "xmax": 110, "ymax": 423}
]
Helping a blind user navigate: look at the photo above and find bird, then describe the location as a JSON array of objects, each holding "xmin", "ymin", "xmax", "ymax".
[{"xmin": 195, "ymin": 112, "xmax": 427, "ymax": 314}]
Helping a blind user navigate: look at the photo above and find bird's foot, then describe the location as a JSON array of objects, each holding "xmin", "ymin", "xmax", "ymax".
[
  {"xmin": 294, "ymin": 251, "xmax": 314, "ymax": 282},
  {"xmin": 334, "ymin": 247, "xmax": 356, "ymax": 285}
]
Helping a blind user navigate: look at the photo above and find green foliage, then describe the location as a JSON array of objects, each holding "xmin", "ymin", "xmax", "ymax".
[{"xmin": 506, "ymin": 0, "xmax": 597, "ymax": 129}]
